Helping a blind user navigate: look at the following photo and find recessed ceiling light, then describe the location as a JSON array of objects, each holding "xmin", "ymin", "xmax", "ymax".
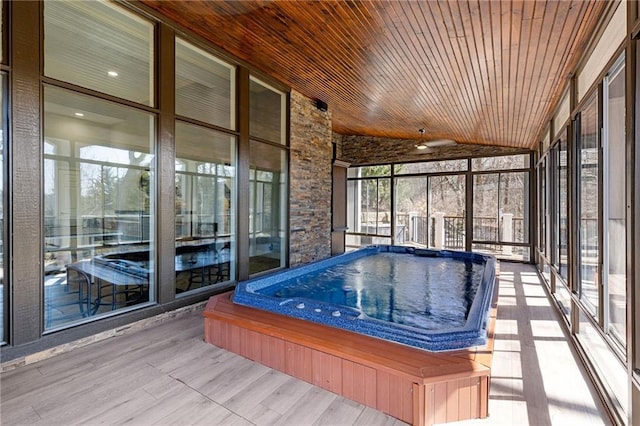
[
  {"xmin": 415, "ymin": 144, "xmax": 428, "ymax": 150},
  {"xmin": 74, "ymin": 112, "xmax": 85, "ymax": 117},
  {"xmin": 107, "ymin": 71, "xmax": 119, "ymax": 77},
  {"xmin": 422, "ymin": 139, "xmax": 457, "ymax": 147}
]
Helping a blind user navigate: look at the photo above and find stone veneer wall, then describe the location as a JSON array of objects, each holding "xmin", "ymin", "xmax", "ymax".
[
  {"xmin": 288, "ymin": 110, "xmax": 530, "ymax": 266},
  {"xmin": 332, "ymin": 132, "xmax": 345, "ymax": 159},
  {"xmin": 339, "ymin": 135, "xmax": 531, "ymax": 166},
  {"xmin": 289, "ymin": 90, "xmax": 333, "ymax": 266}
]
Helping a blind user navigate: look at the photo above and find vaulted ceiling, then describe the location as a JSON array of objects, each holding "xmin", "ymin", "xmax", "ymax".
[{"xmin": 142, "ymin": 0, "xmax": 609, "ymax": 149}]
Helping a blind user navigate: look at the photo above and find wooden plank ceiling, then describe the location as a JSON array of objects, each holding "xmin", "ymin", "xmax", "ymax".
[{"xmin": 142, "ymin": 0, "xmax": 608, "ymax": 149}]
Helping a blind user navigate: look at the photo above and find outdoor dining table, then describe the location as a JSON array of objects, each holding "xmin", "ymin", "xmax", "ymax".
[{"xmin": 65, "ymin": 245, "xmax": 230, "ymax": 315}]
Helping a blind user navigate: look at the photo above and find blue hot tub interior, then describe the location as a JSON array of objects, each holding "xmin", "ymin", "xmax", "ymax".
[{"xmin": 233, "ymin": 245, "xmax": 496, "ymax": 351}]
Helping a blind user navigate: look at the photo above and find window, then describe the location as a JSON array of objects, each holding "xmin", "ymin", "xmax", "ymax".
[
  {"xmin": 472, "ymin": 169, "xmax": 530, "ymax": 261},
  {"xmin": 347, "ymin": 166, "xmax": 393, "ymax": 246},
  {"xmin": 248, "ymin": 76, "xmax": 287, "ymax": 275},
  {"xmin": 0, "ymin": 1, "xmax": 3, "ymax": 63},
  {"xmin": 394, "ymin": 174, "xmax": 465, "ymax": 249},
  {"xmin": 539, "ymin": 157, "xmax": 547, "ymax": 258},
  {"xmin": 578, "ymin": 309, "xmax": 628, "ymax": 414},
  {"xmin": 348, "ymin": 165, "xmax": 391, "ymax": 178},
  {"xmin": 175, "ymin": 122, "xmax": 236, "ymax": 293},
  {"xmin": 539, "ymin": 54, "xmax": 629, "ymax": 422},
  {"xmin": 423, "ymin": 174, "xmax": 465, "ymax": 250},
  {"xmin": 393, "ymin": 159, "xmax": 467, "ymax": 174},
  {"xmin": 249, "ymin": 141, "xmax": 287, "ymax": 275},
  {"xmin": 394, "ymin": 177, "xmax": 427, "ymax": 246},
  {"xmin": 175, "ymin": 38, "xmax": 235, "ymax": 129},
  {"xmin": 347, "ymin": 156, "xmax": 532, "ymax": 256},
  {"xmin": 471, "ymin": 154, "xmax": 530, "ymax": 260},
  {"xmin": 43, "ymin": 86, "xmax": 156, "ymax": 329},
  {"xmin": 174, "ymin": 38, "xmax": 237, "ymax": 293},
  {"xmin": 603, "ymin": 56, "xmax": 626, "ymax": 349},
  {"xmin": 44, "ymin": 0, "xmax": 154, "ymax": 106},
  {"xmin": 42, "ymin": 0, "xmax": 159, "ymax": 331},
  {"xmin": 5, "ymin": 0, "xmax": 297, "ymax": 350},
  {"xmin": 471, "ymin": 154, "xmax": 529, "ymax": 171},
  {"xmin": 468, "ymin": 154, "xmax": 531, "ymax": 261},
  {"xmin": 555, "ymin": 134, "xmax": 569, "ymax": 280},
  {"xmin": 0, "ymin": 72, "xmax": 5, "ymax": 343},
  {"xmin": 250, "ymin": 77, "xmax": 286, "ymax": 144},
  {"xmin": 364, "ymin": 178, "xmax": 391, "ymax": 236},
  {"xmin": 578, "ymin": 93, "xmax": 599, "ymax": 315}
]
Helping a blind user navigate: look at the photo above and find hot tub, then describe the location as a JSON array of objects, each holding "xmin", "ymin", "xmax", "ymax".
[{"xmin": 233, "ymin": 245, "xmax": 496, "ymax": 351}]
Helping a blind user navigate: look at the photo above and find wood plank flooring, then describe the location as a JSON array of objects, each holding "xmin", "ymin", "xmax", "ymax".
[
  {"xmin": 1, "ymin": 263, "xmax": 610, "ymax": 425},
  {"xmin": 450, "ymin": 264, "xmax": 610, "ymax": 426}
]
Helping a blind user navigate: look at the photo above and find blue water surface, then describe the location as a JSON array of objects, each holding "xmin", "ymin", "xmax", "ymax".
[{"xmin": 260, "ymin": 252, "xmax": 484, "ymax": 330}]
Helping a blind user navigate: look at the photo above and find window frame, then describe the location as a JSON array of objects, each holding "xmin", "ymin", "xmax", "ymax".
[{"xmin": 346, "ymin": 153, "xmax": 534, "ymax": 261}]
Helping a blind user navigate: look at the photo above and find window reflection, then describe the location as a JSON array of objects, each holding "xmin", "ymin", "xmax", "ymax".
[
  {"xmin": 44, "ymin": 1, "xmax": 154, "ymax": 106},
  {"xmin": 43, "ymin": 87, "xmax": 155, "ymax": 329},
  {"xmin": 249, "ymin": 78, "xmax": 285, "ymax": 144},
  {"xmin": 249, "ymin": 141, "xmax": 287, "ymax": 275},
  {"xmin": 604, "ymin": 59, "xmax": 626, "ymax": 349},
  {"xmin": 176, "ymin": 38, "xmax": 235, "ymax": 129},
  {"xmin": 540, "ymin": 158, "xmax": 547, "ymax": 257},
  {"xmin": 557, "ymin": 137, "xmax": 569, "ymax": 280},
  {"xmin": 579, "ymin": 93, "xmax": 599, "ymax": 315},
  {"xmin": 175, "ymin": 122, "xmax": 236, "ymax": 293}
]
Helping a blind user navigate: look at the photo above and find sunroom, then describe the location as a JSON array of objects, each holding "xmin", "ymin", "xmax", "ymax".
[{"xmin": 0, "ymin": 1, "xmax": 638, "ymax": 425}]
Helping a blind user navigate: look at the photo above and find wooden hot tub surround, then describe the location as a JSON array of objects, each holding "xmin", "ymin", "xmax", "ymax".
[{"xmin": 203, "ymin": 290, "xmax": 496, "ymax": 426}]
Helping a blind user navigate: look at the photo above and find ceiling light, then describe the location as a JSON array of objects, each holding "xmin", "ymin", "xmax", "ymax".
[
  {"xmin": 422, "ymin": 139, "xmax": 457, "ymax": 147},
  {"xmin": 74, "ymin": 112, "xmax": 85, "ymax": 117},
  {"xmin": 415, "ymin": 144, "xmax": 428, "ymax": 150},
  {"xmin": 107, "ymin": 70, "xmax": 119, "ymax": 77}
]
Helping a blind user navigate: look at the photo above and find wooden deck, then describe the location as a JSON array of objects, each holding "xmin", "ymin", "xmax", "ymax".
[{"xmin": 0, "ymin": 263, "xmax": 609, "ymax": 426}]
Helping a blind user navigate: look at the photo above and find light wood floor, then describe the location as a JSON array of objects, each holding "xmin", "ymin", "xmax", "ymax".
[{"xmin": 1, "ymin": 263, "xmax": 610, "ymax": 426}]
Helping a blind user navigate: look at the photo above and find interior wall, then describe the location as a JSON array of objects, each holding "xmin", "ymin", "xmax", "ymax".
[
  {"xmin": 538, "ymin": 123, "xmax": 551, "ymax": 155},
  {"xmin": 577, "ymin": 0, "xmax": 626, "ymax": 101},
  {"xmin": 553, "ymin": 90, "xmax": 571, "ymax": 133}
]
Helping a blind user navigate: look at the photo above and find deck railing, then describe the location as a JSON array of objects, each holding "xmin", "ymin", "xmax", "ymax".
[{"xmin": 371, "ymin": 213, "xmax": 525, "ymax": 250}]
